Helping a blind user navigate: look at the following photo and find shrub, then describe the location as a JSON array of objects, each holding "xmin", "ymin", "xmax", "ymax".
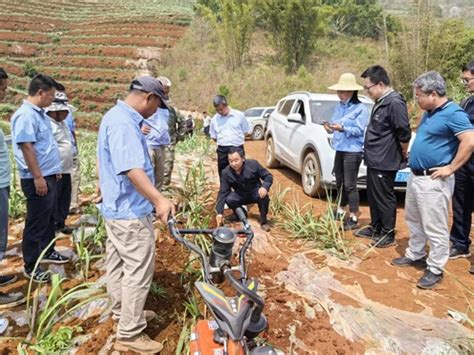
[{"xmin": 23, "ymin": 62, "xmax": 38, "ymax": 78}]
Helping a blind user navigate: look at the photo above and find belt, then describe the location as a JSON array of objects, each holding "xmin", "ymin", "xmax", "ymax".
[{"xmin": 411, "ymin": 169, "xmax": 434, "ymax": 176}]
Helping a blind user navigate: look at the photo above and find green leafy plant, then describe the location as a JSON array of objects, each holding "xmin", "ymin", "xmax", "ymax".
[
  {"xmin": 150, "ymin": 282, "xmax": 168, "ymax": 299},
  {"xmin": 23, "ymin": 62, "xmax": 38, "ymax": 78},
  {"xmin": 269, "ymin": 183, "xmax": 291, "ymax": 217},
  {"xmin": 30, "ymin": 326, "xmax": 82, "ymax": 354},
  {"xmin": 280, "ymin": 199, "xmax": 351, "ymax": 259},
  {"xmin": 8, "ymin": 151, "xmax": 26, "ymax": 218},
  {"xmin": 198, "ymin": 0, "xmax": 255, "ymax": 70}
]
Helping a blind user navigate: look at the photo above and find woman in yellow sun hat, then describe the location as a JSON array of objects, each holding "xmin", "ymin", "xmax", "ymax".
[{"xmin": 324, "ymin": 73, "xmax": 369, "ymax": 230}]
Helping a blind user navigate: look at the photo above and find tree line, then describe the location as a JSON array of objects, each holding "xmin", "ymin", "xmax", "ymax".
[{"xmin": 195, "ymin": 0, "xmax": 474, "ymax": 99}]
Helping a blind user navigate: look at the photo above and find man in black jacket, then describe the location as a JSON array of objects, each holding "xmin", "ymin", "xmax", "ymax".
[
  {"xmin": 449, "ymin": 60, "xmax": 474, "ymax": 274},
  {"xmin": 215, "ymin": 148, "xmax": 273, "ymax": 231},
  {"xmin": 355, "ymin": 65, "xmax": 411, "ymax": 248}
]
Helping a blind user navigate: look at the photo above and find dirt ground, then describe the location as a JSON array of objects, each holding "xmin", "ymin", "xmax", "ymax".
[
  {"xmin": 1, "ymin": 139, "xmax": 472, "ymax": 354},
  {"xmin": 244, "ymin": 139, "xmax": 474, "ymax": 321}
]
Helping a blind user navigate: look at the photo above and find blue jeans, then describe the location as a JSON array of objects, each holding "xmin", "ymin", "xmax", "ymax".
[{"xmin": 0, "ymin": 186, "xmax": 8, "ymax": 262}]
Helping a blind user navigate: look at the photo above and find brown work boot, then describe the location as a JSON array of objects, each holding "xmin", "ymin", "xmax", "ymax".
[{"xmin": 114, "ymin": 332, "xmax": 163, "ymax": 354}]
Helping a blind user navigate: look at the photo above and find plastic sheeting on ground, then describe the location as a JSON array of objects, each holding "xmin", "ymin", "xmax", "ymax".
[{"xmin": 277, "ymin": 254, "xmax": 474, "ymax": 354}]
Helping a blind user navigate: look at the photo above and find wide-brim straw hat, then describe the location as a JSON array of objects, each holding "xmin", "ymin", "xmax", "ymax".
[{"xmin": 328, "ymin": 73, "xmax": 363, "ymax": 91}]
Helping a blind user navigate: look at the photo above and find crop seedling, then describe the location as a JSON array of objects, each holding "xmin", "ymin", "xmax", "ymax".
[{"xmin": 150, "ymin": 281, "xmax": 168, "ymax": 299}]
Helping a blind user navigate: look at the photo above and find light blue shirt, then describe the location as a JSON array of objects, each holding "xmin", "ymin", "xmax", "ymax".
[
  {"xmin": 0, "ymin": 128, "xmax": 10, "ymax": 188},
  {"xmin": 65, "ymin": 111, "xmax": 78, "ymax": 156},
  {"xmin": 11, "ymin": 100, "xmax": 62, "ymax": 179},
  {"xmin": 144, "ymin": 108, "xmax": 170, "ymax": 149},
  {"xmin": 330, "ymin": 101, "xmax": 369, "ymax": 153},
  {"xmin": 210, "ymin": 108, "xmax": 250, "ymax": 146},
  {"xmin": 410, "ymin": 101, "xmax": 473, "ymax": 170},
  {"xmin": 97, "ymin": 100, "xmax": 154, "ymax": 220}
]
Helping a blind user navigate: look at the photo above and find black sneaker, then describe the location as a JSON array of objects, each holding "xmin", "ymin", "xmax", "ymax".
[
  {"xmin": 40, "ymin": 251, "xmax": 70, "ymax": 264},
  {"xmin": 371, "ymin": 233, "xmax": 396, "ymax": 248},
  {"xmin": 343, "ymin": 217, "xmax": 359, "ymax": 231},
  {"xmin": 417, "ymin": 269, "xmax": 443, "ymax": 289},
  {"xmin": 354, "ymin": 225, "xmax": 377, "ymax": 239},
  {"xmin": 0, "ymin": 275, "xmax": 18, "ymax": 287},
  {"xmin": 0, "ymin": 292, "xmax": 26, "ymax": 310},
  {"xmin": 23, "ymin": 268, "xmax": 50, "ymax": 283},
  {"xmin": 391, "ymin": 256, "xmax": 427, "ymax": 268},
  {"xmin": 449, "ymin": 247, "xmax": 471, "ymax": 260}
]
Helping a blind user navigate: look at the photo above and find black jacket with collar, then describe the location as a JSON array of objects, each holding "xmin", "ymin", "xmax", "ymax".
[{"xmin": 364, "ymin": 90, "xmax": 412, "ymax": 171}]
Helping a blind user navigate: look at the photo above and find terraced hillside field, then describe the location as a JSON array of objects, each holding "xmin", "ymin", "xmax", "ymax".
[{"xmin": 0, "ymin": 0, "xmax": 194, "ymax": 128}]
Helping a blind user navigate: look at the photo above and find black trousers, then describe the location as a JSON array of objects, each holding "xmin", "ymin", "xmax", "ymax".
[
  {"xmin": 450, "ymin": 156, "xmax": 474, "ymax": 251},
  {"xmin": 366, "ymin": 168, "xmax": 397, "ymax": 236},
  {"xmin": 217, "ymin": 145, "xmax": 245, "ymax": 178},
  {"xmin": 55, "ymin": 173, "xmax": 71, "ymax": 230},
  {"xmin": 226, "ymin": 188, "xmax": 270, "ymax": 224},
  {"xmin": 333, "ymin": 151, "xmax": 363, "ymax": 213},
  {"xmin": 21, "ymin": 175, "xmax": 57, "ymax": 271}
]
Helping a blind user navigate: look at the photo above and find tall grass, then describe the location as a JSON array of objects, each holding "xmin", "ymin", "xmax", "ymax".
[
  {"xmin": 8, "ymin": 150, "xmax": 26, "ymax": 218},
  {"xmin": 279, "ymin": 195, "xmax": 351, "ymax": 259},
  {"xmin": 175, "ymin": 132, "xmax": 213, "ymax": 156},
  {"xmin": 78, "ymin": 130, "xmax": 98, "ymax": 195}
]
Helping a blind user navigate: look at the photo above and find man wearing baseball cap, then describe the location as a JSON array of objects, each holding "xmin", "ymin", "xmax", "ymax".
[
  {"xmin": 46, "ymin": 92, "xmax": 76, "ymax": 235},
  {"xmin": 97, "ymin": 76, "xmax": 174, "ymax": 353}
]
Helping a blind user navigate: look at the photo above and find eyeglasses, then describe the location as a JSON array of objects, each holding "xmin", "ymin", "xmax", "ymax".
[
  {"xmin": 461, "ymin": 77, "xmax": 474, "ymax": 85},
  {"xmin": 363, "ymin": 83, "xmax": 378, "ymax": 91}
]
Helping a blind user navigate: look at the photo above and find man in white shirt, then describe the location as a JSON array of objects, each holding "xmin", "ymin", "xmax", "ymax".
[{"xmin": 46, "ymin": 92, "xmax": 76, "ymax": 235}]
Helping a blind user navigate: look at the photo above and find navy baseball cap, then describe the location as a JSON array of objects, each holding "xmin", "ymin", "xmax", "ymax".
[{"xmin": 130, "ymin": 76, "xmax": 169, "ymax": 109}]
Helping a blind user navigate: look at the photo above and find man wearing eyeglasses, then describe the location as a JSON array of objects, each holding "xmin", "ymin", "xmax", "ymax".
[
  {"xmin": 354, "ymin": 65, "xmax": 411, "ymax": 248},
  {"xmin": 391, "ymin": 71, "xmax": 473, "ymax": 289},
  {"xmin": 449, "ymin": 60, "xmax": 474, "ymax": 274}
]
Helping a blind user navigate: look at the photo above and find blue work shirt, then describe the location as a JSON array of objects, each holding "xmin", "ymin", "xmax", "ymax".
[
  {"xmin": 330, "ymin": 101, "xmax": 369, "ymax": 153},
  {"xmin": 97, "ymin": 100, "xmax": 154, "ymax": 220},
  {"xmin": 65, "ymin": 111, "xmax": 78, "ymax": 156},
  {"xmin": 0, "ymin": 128, "xmax": 10, "ymax": 188},
  {"xmin": 11, "ymin": 100, "xmax": 62, "ymax": 179},
  {"xmin": 210, "ymin": 108, "xmax": 250, "ymax": 146},
  {"xmin": 144, "ymin": 108, "xmax": 170, "ymax": 149},
  {"xmin": 409, "ymin": 101, "xmax": 473, "ymax": 170}
]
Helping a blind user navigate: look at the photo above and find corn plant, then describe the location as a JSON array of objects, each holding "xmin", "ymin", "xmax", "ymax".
[
  {"xmin": 280, "ymin": 199, "xmax": 351, "ymax": 259},
  {"xmin": 78, "ymin": 130, "xmax": 98, "ymax": 195},
  {"xmin": 20, "ymin": 236, "xmax": 106, "ymax": 352},
  {"xmin": 74, "ymin": 226, "xmax": 105, "ymax": 282},
  {"xmin": 24, "ymin": 326, "xmax": 83, "ymax": 354},
  {"xmin": 175, "ymin": 132, "xmax": 213, "ymax": 156},
  {"xmin": 175, "ymin": 159, "xmax": 213, "ymax": 253},
  {"xmin": 176, "ymin": 293, "xmax": 202, "ymax": 355},
  {"xmin": 8, "ymin": 150, "xmax": 26, "ymax": 218},
  {"xmin": 269, "ymin": 183, "xmax": 291, "ymax": 218},
  {"xmin": 150, "ymin": 282, "xmax": 167, "ymax": 299}
]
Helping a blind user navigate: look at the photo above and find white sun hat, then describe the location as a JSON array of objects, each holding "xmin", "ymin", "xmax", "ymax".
[{"xmin": 328, "ymin": 73, "xmax": 363, "ymax": 91}]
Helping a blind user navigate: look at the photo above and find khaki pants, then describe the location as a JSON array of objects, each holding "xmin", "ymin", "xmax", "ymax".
[
  {"xmin": 148, "ymin": 147, "xmax": 165, "ymax": 191},
  {"xmin": 405, "ymin": 175, "xmax": 455, "ymax": 275},
  {"xmin": 105, "ymin": 215, "xmax": 155, "ymax": 339},
  {"xmin": 70, "ymin": 156, "xmax": 81, "ymax": 209}
]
